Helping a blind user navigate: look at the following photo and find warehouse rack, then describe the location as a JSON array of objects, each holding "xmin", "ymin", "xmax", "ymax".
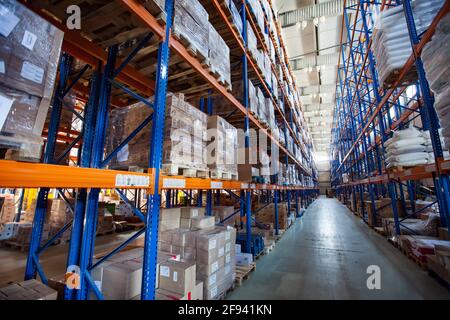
[
  {"xmin": 0, "ymin": 0, "xmax": 318, "ymax": 300},
  {"xmin": 331, "ymin": 0, "xmax": 450, "ymax": 235}
]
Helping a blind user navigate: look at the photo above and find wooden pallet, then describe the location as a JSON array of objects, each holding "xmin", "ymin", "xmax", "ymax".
[
  {"xmin": 1, "ymin": 240, "xmax": 29, "ymax": 252},
  {"xmin": 172, "ymin": 31, "xmax": 209, "ymax": 65},
  {"xmin": 209, "ymin": 169, "xmax": 238, "ymax": 180},
  {"xmin": 161, "ymin": 164, "xmax": 209, "ymax": 178},
  {"xmin": 234, "ymin": 263, "xmax": 256, "ymax": 287}
]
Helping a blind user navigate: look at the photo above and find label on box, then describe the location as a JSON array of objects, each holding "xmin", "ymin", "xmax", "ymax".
[
  {"xmin": 218, "ymin": 247, "xmax": 224, "ymax": 258},
  {"xmin": 209, "ymin": 273, "xmax": 216, "ymax": 286},
  {"xmin": 211, "ymin": 181, "xmax": 223, "ymax": 189},
  {"xmin": 0, "ymin": 94, "xmax": 14, "ymax": 130},
  {"xmin": 241, "ymin": 183, "xmax": 249, "ymax": 189},
  {"xmin": 225, "ymin": 253, "xmax": 231, "ymax": 264},
  {"xmin": 163, "ymin": 178, "xmax": 186, "ymax": 188},
  {"xmin": 160, "ymin": 266, "xmax": 170, "ymax": 278},
  {"xmin": 21, "ymin": 62, "xmax": 44, "ymax": 84},
  {"xmin": 0, "ymin": 5, "xmax": 20, "ymax": 37},
  {"xmin": 21, "ymin": 30, "xmax": 38, "ymax": 51},
  {"xmin": 211, "ymin": 261, "xmax": 219, "ymax": 273},
  {"xmin": 173, "ymin": 271, "xmax": 178, "ymax": 282},
  {"xmin": 192, "ymin": 209, "xmax": 198, "ymax": 217},
  {"xmin": 225, "ymin": 242, "xmax": 231, "ymax": 253},
  {"xmin": 208, "ymin": 239, "xmax": 217, "ymax": 250},
  {"xmin": 0, "ymin": 60, "xmax": 5, "ymax": 74}
]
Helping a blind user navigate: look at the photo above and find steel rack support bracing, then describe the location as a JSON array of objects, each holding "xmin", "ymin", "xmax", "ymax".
[
  {"xmin": 65, "ymin": 66, "xmax": 102, "ymax": 300},
  {"xmin": 141, "ymin": 0, "xmax": 174, "ymax": 300},
  {"xmin": 25, "ymin": 53, "xmax": 73, "ymax": 282}
]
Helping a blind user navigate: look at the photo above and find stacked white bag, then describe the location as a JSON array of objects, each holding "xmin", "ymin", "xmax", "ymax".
[
  {"xmin": 423, "ymin": 130, "xmax": 450, "ymax": 162},
  {"xmin": 422, "ymin": 13, "xmax": 450, "ymax": 153},
  {"xmin": 385, "ymin": 127, "xmax": 430, "ymax": 167},
  {"xmin": 373, "ymin": 0, "xmax": 445, "ymax": 87}
]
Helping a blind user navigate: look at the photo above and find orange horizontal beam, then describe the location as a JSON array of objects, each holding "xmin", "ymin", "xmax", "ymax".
[
  {"xmin": 0, "ymin": 160, "xmax": 151, "ymax": 189},
  {"xmin": 0, "ymin": 160, "xmax": 317, "ymax": 191}
]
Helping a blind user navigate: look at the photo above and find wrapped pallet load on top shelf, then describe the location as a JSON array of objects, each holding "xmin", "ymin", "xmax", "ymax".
[
  {"xmin": 422, "ymin": 13, "xmax": 450, "ymax": 153},
  {"xmin": 207, "ymin": 115, "xmax": 238, "ymax": 180},
  {"xmin": 208, "ymin": 24, "xmax": 231, "ymax": 90},
  {"xmin": 229, "ymin": 0, "xmax": 243, "ymax": 39},
  {"xmin": 0, "ymin": 0, "xmax": 63, "ymax": 162},
  {"xmin": 173, "ymin": 0, "xmax": 209, "ymax": 62},
  {"xmin": 372, "ymin": 0, "xmax": 445, "ymax": 88}
]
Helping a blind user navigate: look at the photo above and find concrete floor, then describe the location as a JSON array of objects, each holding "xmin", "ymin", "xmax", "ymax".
[
  {"xmin": 1, "ymin": 197, "xmax": 449, "ymax": 299},
  {"xmin": 227, "ymin": 196, "xmax": 450, "ymax": 300}
]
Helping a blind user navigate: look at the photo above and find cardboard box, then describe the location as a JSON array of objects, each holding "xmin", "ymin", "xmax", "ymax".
[
  {"xmin": 191, "ymin": 216, "xmax": 215, "ymax": 230},
  {"xmin": 158, "ymin": 260, "xmax": 196, "ymax": 296},
  {"xmin": 0, "ymin": 280, "xmax": 57, "ymax": 300},
  {"xmin": 102, "ymin": 259, "xmax": 143, "ymax": 300},
  {"xmin": 236, "ymin": 252, "xmax": 253, "ymax": 266},
  {"xmin": 160, "ymin": 207, "xmax": 181, "ymax": 221},
  {"xmin": 159, "ymin": 219, "xmax": 180, "ymax": 232},
  {"xmin": 171, "ymin": 228, "xmax": 197, "ymax": 247},
  {"xmin": 180, "ymin": 207, "xmax": 205, "ymax": 219},
  {"xmin": 156, "ymin": 288, "xmax": 187, "ymax": 300},
  {"xmin": 180, "ymin": 218, "xmax": 191, "ymax": 229}
]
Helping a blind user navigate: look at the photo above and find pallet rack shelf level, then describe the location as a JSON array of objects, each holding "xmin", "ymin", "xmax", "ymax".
[{"xmin": 1, "ymin": 0, "xmax": 319, "ymax": 300}]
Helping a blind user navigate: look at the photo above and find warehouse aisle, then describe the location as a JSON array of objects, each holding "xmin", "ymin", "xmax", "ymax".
[{"xmin": 227, "ymin": 196, "xmax": 450, "ymax": 300}]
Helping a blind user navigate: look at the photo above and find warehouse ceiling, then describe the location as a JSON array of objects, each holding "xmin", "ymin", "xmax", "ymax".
[{"xmin": 274, "ymin": 0, "xmax": 346, "ymax": 165}]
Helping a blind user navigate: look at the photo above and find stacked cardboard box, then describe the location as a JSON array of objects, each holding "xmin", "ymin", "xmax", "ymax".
[
  {"xmin": 0, "ymin": 0, "xmax": 63, "ymax": 161},
  {"xmin": 208, "ymin": 24, "xmax": 231, "ymax": 88},
  {"xmin": 255, "ymin": 202, "xmax": 289, "ymax": 229},
  {"xmin": 0, "ymin": 194, "xmax": 15, "ymax": 224},
  {"xmin": 48, "ymin": 199, "xmax": 73, "ymax": 242},
  {"xmin": 212, "ymin": 206, "xmax": 238, "ymax": 227},
  {"xmin": 0, "ymin": 280, "xmax": 57, "ymax": 300},
  {"xmin": 158, "ymin": 260, "xmax": 198, "ymax": 299},
  {"xmin": 173, "ymin": 0, "xmax": 209, "ymax": 61},
  {"xmin": 105, "ymin": 101, "xmax": 153, "ymax": 169},
  {"xmin": 162, "ymin": 93, "xmax": 208, "ymax": 173},
  {"xmin": 196, "ymin": 227, "xmax": 236, "ymax": 299},
  {"xmin": 207, "ymin": 115, "xmax": 238, "ymax": 178},
  {"xmin": 235, "ymin": 243, "xmax": 253, "ymax": 266},
  {"xmin": 159, "ymin": 207, "xmax": 182, "ymax": 232},
  {"xmin": 3, "ymin": 221, "xmax": 50, "ymax": 246}
]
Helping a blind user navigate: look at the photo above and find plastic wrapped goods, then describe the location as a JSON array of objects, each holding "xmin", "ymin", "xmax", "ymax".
[
  {"xmin": 173, "ymin": 0, "xmax": 209, "ymax": 61},
  {"xmin": 106, "ymin": 102, "xmax": 153, "ymax": 169},
  {"xmin": 206, "ymin": 116, "xmax": 238, "ymax": 177},
  {"xmin": 385, "ymin": 127, "xmax": 431, "ymax": 167},
  {"xmin": 229, "ymin": 0, "xmax": 243, "ymax": 37},
  {"xmin": 0, "ymin": 1, "xmax": 63, "ymax": 161},
  {"xmin": 246, "ymin": 21, "xmax": 258, "ymax": 59},
  {"xmin": 422, "ymin": 13, "xmax": 450, "ymax": 152},
  {"xmin": 208, "ymin": 24, "xmax": 231, "ymax": 88},
  {"xmin": 373, "ymin": 0, "xmax": 445, "ymax": 87}
]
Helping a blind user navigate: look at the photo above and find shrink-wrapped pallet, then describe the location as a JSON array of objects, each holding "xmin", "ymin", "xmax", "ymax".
[
  {"xmin": 208, "ymin": 24, "xmax": 231, "ymax": 88},
  {"xmin": 207, "ymin": 116, "xmax": 238, "ymax": 179},
  {"xmin": 0, "ymin": 0, "xmax": 63, "ymax": 161},
  {"xmin": 173, "ymin": 0, "xmax": 209, "ymax": 61}
]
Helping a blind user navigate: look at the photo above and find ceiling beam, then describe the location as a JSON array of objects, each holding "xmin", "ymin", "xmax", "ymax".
[
  {"xmin": 279, "ymin": 0, "xmax": 357, "ymax": 27},
  {"xmin": 291, "ymin": 52, "xmax": 340, "ymax": 71}
]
